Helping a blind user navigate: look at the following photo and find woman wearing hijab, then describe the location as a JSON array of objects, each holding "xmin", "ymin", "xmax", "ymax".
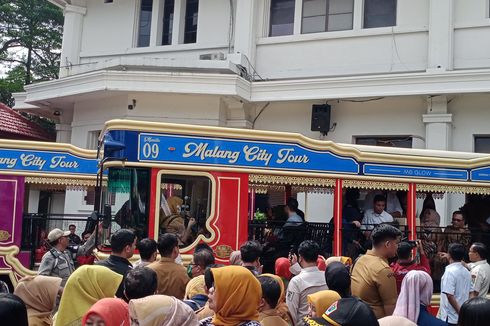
[
  {"xmin": 55, "ymin": 265, "xmax": 122, "ymax": 326},
  {"xmin": 0, "ymin": 293, "xmax": 28, "ymax": 326},
  {"xmin": 184, "ymin": 275, "xmax": 208, "ymax": 311},
  {"xmin": 324, "ymin": 256, "xmax": 352, "ymax": 269},
  {"xmin": 325, "ymin": 261, "xmax": 351, "ymax": 298},
  {"xmin": 82, "ymin": 298, "xmax": 129, "ymax": 326},
  {"xmin": 260, "ymin": 274, "xmax": 293, "ymax": 325},
  {"xmin": 129, "ymin": 294, "xmax": 197, "ymax": 326},
  {"xmin": 199, "ymin": 265, "xmax": 262, "ymax": 326},
  {"xmin": 274, "ymin": 257, "xmax": 292, "ymax": 288},
  {"xmin": 14, "ymin": 275, "xmax": 62, "ymax": 326},
  {"xmin": 378, "ymin": 316, "xmax": 416, "ymax": 326},
  {"xmin": 305, "ymin": 290, "xmax": 341, "ymax": 319},
  {"xmin": 159, "ymin": 196, "xmax": 194, "ymax": 245},
  {"xmin": 393, "ymin": 270, "xmax": 447, "ymax": 326}
]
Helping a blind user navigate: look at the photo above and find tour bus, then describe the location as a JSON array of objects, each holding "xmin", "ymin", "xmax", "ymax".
[
  {"xmin": 1, "ymin": 119, "xmax": 490, "ymax": 309},
  {"xmin": 0, "ymin": 139, "xmax": 98, "ymax": 289}
]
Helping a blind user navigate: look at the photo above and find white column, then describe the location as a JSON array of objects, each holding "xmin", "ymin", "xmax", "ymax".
[
  {"xmin": 60, "ymin": 5, "xmax": 87, "ymax": 77},
  {"xmin": 422, "ymin": 95, "xmax": 456, "ymax": 225},
  {"xmin": 293, "ymin": 0, "xmax": 303, "ymax": 35},
  {"xmin": 150, "ymin": 0, "xmax": 165, "ymax": 46},
  {"xmin": 173, "ymin": 0, "xmax": 185, "ymax": 44},
  {"xmin": 427, "ymin": 0, "xmax": 454, "ymax": 71},
  {"xmin": 56, "ymin": 124, "xmax": 72, "ymax": 143},
  {"xmin": 234, "ymin": 0, "xmax": 259, "ymax": 64}
]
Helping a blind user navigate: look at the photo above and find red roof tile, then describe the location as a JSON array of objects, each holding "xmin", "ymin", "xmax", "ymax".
[{"xmin": 0, "ymin": 103, "xmax": 55, "ymax": 141}]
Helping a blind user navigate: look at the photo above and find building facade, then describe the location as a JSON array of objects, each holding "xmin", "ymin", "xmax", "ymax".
[{"xmin": 13, "ymin": 0, "xmax": 490, "ymax": 224}]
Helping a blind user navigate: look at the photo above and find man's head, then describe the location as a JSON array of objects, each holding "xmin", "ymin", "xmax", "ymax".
[
  {"xmin": 397, "ymin": 242, "xmax": 413, "ymax": 261},
  {"xmin": 194, "ymin": 243, "xmax": 213, "ymax": 254},
  {"xmin": 157, "ymin": 233, "xmax": 179, "ymax": 259},
  {"xmin": 257, "ymin": 276, "xmax": 281, "ymax": 311},
  {"xmin": 47, "ymin": 228, "xmax": 70, "ymax": 250},
  {"xmin": 325, "ymin": 261, "xmax": 351, "ymax": 298},
  {"xmin": 124, "ymin": 267, "xmax": 158, "ymax": 301},
  {"xmin": 240, "ymin": 241, "xmax": 262, "ymax": 267},
  {"xmin": 452, "ymin": 211, "xmax": 465, "ymax": 229},
  {"xmin": 371, "ymin": 224, "xmax": 402, "ymax": 258},
  {"xmin": 469, "ymin": 242, "xmax": 487, "ymax": 263},
  {"xmin": 298, "ymin": 240, "xmax": 321, "ymax": 267},
  {"xmin": 190, "ymin": 248, "xmax": 215, "ymax": 277},
  {"xmin": 111, "ymin": 229, "xmax": 137, "ymax": 259},
  {"xmin": 448, "ymin": 243, "xmax": 465, "ymax": 262},
  {"xmin": 285, "ymin": 197, "xmax": 299, "ymax": 215},
  {"xmin": 373, "ymin": 195, "xmax": 386, "ymax": 214},
  {"xmin": 137, "ymin": 238, "xmax": 157, "ymax": 263},
  {"xmin": 68, "ymin": 224, "xmax": 76, "ymax": 235},
  {"xmin": 81, "ymin": 231, "xmax": 91, "ymax": 243}
]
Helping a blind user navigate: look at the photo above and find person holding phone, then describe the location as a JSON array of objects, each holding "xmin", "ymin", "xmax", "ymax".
[{"xmin": 391, "ymin": 240, "xmax": 431, "ymax": 293}]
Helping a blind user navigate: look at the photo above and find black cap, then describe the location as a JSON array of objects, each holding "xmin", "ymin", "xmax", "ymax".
[{"xmin": 304, "ymin": 297, "xmax": 379, "ymax": 326}]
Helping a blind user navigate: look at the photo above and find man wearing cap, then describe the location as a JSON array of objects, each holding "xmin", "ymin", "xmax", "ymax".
[
  {"xmin": 351, "ymin": 224, "xmax": 401, "ymax": 319},
  {"xmin": 38, "ymin": 227, "xmax": 98, "ymax": 286},
  {"xmin": 304, "ymin": 297, "xmax": 379, "ymax": 326}
]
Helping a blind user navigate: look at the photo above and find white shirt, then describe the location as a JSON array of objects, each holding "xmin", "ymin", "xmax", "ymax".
[
  {"xmin": 361, "ymin": 209, "xmax": 393, "ymax": 231},
  {"xmin": 364, "ymin": 191, "xmax": 403, "ymax": 215},
  {"xmin": 286, "ymin": 266, "xmax": 328, "ymax": 325},
  {"xmin": 469, "ymin": 260, "xmax": 490, "ymax": 297},
  {"xmin": 439, "ymin": 262, "xmax": 471, "ymax": 324}
]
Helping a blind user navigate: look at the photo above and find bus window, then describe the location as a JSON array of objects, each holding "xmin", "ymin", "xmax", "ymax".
[
  {"xmin": 108, "ymin": 168, "xmax": 150, "ymax": 240},
  {"xmin": 158, "ymin": 174, "xmax": 212, "ymax": 247}
]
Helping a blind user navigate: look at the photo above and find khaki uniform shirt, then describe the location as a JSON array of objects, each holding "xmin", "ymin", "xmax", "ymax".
[
  {"xmin": 351, "ymin": 250, "xmax": 397, "ymax": 319},
  {"xmin": 147, "ymin": 257, "xmax": 190, "ymax": 299},
  {"xmin": 469, "ymin": 260, "xmax": 490, "ymax": 297}
]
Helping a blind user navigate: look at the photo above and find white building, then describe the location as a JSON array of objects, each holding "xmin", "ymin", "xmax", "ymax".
[{"xmin": 14, "ymin": 0, "xmax": 490, "ymax": 224}]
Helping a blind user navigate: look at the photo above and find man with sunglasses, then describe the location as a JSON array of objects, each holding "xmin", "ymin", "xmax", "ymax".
[{"xmin": 351, "ymin": 224, "xmax": 402, "ymax": 319}]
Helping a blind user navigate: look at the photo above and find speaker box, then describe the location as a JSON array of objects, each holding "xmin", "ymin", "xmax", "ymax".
[{"xmin": 311, "ymin": 104, "xmax": 331, "ymax": 133}]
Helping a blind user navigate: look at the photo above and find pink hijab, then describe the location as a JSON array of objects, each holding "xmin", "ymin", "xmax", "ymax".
[{"xmin": 393, "ymin": 270, "xmax": 433, "ymax": 323}]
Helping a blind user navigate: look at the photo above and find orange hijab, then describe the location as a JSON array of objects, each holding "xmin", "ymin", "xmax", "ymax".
[
  {"xmin": 82, "ymin": 298, "xmax": 129, "ymax": 326},
  {"xmin": 211, "ymin": 266, "xmax": 262, "ymax": 326}
]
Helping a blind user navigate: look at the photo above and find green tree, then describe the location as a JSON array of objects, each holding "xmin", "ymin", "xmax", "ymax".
[
  {"xmin": 0, "ymin": 65, "xmax": 25, "ymax": 107},
  {"xmin": 0, "ymin": 0, "xmax": 63, "ymax": 85}
]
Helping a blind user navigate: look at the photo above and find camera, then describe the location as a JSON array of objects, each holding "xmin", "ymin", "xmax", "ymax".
[{"xmin": 407, "ymin": 240, "xmax": 417, "ymax": 248}]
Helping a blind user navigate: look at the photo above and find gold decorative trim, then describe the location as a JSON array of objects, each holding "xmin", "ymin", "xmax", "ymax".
[
  {"xmin": 343, "ymin": 180, "xmax": 408, "ymax": 191},
  {"xmin": 0, "ymin": 139, "xmax": 96, "ymax": 158},
  {"xmin": 249, "ymin": 174, "xmax": 336, "ymax": 187},
  {"xmin": 0, "ymin": 230, "xmax": 11, "ymax": 242},
  {"xmin": 417, "ymin": 184, "xmax": 490, "ymax": 195},
  {"xmin": 0, "ymin": 246, "xmax": 37, "ymax": 287},
  {"xmin": 249, "ymin": 184, "xmax": 286, "ymax": 194}
]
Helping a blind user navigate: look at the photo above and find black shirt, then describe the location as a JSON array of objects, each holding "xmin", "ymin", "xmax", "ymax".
[{"xmin": 95, "ymin": 255, "xmax": 132, "ymax": 299}]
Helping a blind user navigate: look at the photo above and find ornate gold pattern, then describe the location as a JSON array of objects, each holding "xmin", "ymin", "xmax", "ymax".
[
  {"xmin": 343, "ymin": 179, "xmax": 408, "ymax": 191},
  {"xmin": 249, "ymin": 174, "xmax": 336, "ymax": 187},
  {"xmin": 0, "ymin": 230, "xmax": 11, "ymax": 242},
  {"xmin": 26, "ymin": 176, "xmax": 97, "ymax": 187},
  {"xmin": 416, "ymin": 184, "xmax": 490, "ymax": 195},
  {"xmin": 215, "ymin": 245, "xmax": 233, "ymax": 259}
]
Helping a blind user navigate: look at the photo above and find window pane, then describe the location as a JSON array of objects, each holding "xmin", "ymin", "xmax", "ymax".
[
  {"xmin": 303, "ymin": 0, "xmax": 327, "ymax": 17},
  {"xmin": 475, "ymin": 137, "xmax": 490, "ymax": 153},
  {"xmin": 364, "ymin": 0, "xmax": 397, "ymax": 28},
  {"xmin": 328, "ymin": 13, "xmax": 353, "ymax": 31},
  {"xmin": 302, "ymin": 15, "xmax": 326, "ymax": 33},
  {"xmin": 109, "ymin": 168, "xmax": 151, "ymax": 240},
  {"xmin": 269, "ymin": 0, "xmax": 295, "ymax": 36},
  {"xmin": 137, "ymin": 0, "xmax": 153, "ymax": 47},
  {"xmin": 355, "ymin": 136, "xmax": 412, "ymax": 148},
  {"xmin": 329, "ymin": 0, "xmax": 353, "ymax": 14},
  {"xmin": 159, "ymin": 174, "xmax": 212, "ymax": 246},
  {"xmin": 184, "ymin": 0, "xmax": 199, "ymax": 43},
  {"xmin": 162, "ymin": 0, "xmax": 175, "ymax": 45}
]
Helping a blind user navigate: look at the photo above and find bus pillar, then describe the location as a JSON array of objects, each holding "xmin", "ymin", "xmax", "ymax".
[
  {"xmin": 333, "ymin": 179, "xmax": 343, "ymax": 256},
  {"xmin": 249, "ymin": 188, "xmax": 256, "ymax": 220},
  {"xmin": 407, "ymin": 183, "xmax": 417, "ymax": 241}
]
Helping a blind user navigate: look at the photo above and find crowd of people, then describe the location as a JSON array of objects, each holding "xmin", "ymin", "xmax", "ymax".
[{"xmin": 1, "ymin": 219, "xmax": 490, "ymax": 326}]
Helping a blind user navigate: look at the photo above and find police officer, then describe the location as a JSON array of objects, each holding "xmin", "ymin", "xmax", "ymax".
[{"xmin": 38, "ymin": 227, "xmax": 97, "ymax": 286}]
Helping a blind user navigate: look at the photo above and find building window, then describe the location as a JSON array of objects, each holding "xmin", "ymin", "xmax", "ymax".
[
  {"xmin": 363, "ymin": 0, "xmax": 397, "ymax": 29},
  {"xmin": 302, "ymin": 0, "xmax": 354, "ymax": 34},
  {"xmin": 355, "ymin": 136, "xmax": 412, "ymax": 148},
  {"xmin": 269, "ymin": 0, "xmax": 295, "ymax": 37},
  {"xmin": 87, "ymin": 130, "xmax": 101, "ymax": 150},
  {"xmin": 475, "ymin": 136, "xmax": 490, "ymax": 153},
  {"xmin": 137, "ymin": 0, "xmax": 153, "ymax": 47},
  {"xmin": 183, "ymin": 0, "xmax": 199, "ymax": 44},
  {"xmin": 162, "ymin": 0, "xmax": 175, "ymax": 45}
]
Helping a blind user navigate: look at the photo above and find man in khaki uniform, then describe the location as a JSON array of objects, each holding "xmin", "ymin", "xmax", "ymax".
[
  {"xmin": 351, "ymin": 224, "xmax": 402, "ymax": 319},
  {"xmin": 147, "ymin": 233, "xmax": 190, "ymax": 299}
]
